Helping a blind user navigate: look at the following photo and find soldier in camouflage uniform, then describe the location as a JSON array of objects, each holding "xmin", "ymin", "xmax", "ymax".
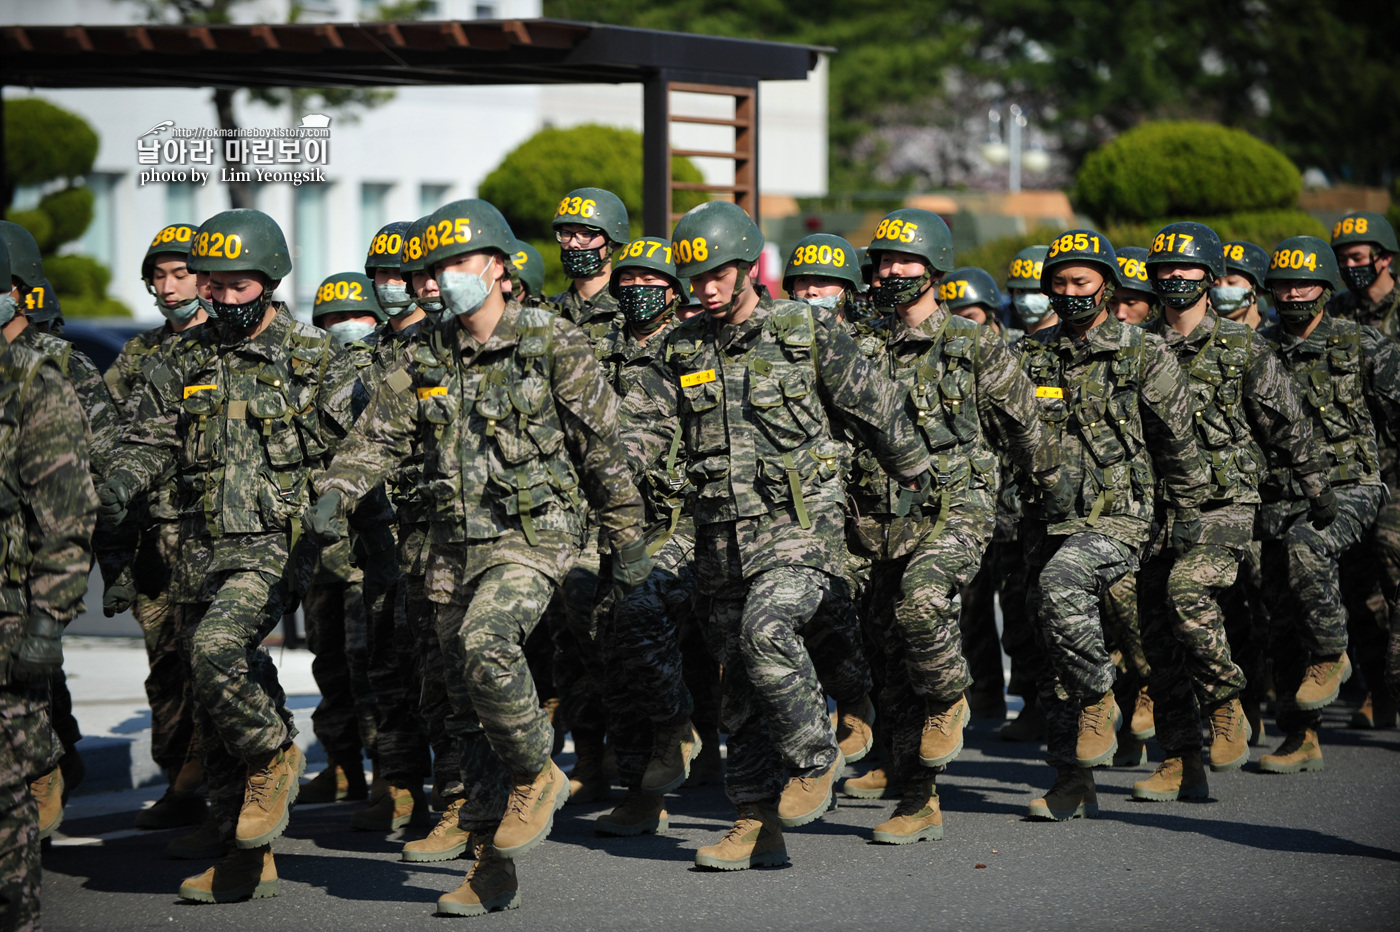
[
  {"xmin": 1132, "ymin": 223, "xmax": 1332, "ymax": 802},
  {"xmin": 648, "ymin": 202, "xmax": 931, "ymax": 869},
  {"xmin": 101, "ymin": 223, "xmax": 211, "ymax": 831},
  {"xmin": 1016, "ymin": 230, "xmax": 1207, "ymax": 821},
  {"xmin": 850, "ymin": 214, "xmax": 1067, "ymax": 844},
  {"xmin": 97, "ymin": 209, "xmax": 366, "ymax": 903},
  {"xmin": 1328, "ymin": 213, "xmax": 1400, "ymax": 729},
  {"xmin": 304, "ymin": 198, "xmax": 647, "ymax": 916},
  {"xmin": 0, "ymin": 233, "xmax": 98, "ymax": 932},
  {"xmin": 1006, "ymin": 245, "xmax": 1057, "ymax": 335},
  {"xmin": 546, "ymin": 188, "xmax": 631, "ymax": 802},
  {"xmin": 1212, "ymin": 241, "xmax": 1271, "ymax": 330},
  {"xmin": 295, "ymin": 272, "xmax": 391, "ymax": 812},
  {"xmin": 507, "ymin": 238, "xmax": 550, "ymax": 309},
  {"xmin": 1256, "ymin": 236, "xmax": 1400, "ymax": 772}
]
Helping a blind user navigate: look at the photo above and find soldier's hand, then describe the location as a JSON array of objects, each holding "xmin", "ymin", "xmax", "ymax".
[
  {"xmin": 303, "ymin": 490, "xmax": 348, "ymax": 546},
  {"xmin": 103, "ymin": 567, "xmax": 137, "ymax": 617},
  {"xmin": 11, "ymin": 612, "xmax": 63, "ymax": 683},
  {"xmin": 97, "ymin": 472, "xmax": 135, "ymax": 526},
  {"xmin": 1043, "ymin": 470, "xmax": 1076, "ymax": 521},
  {"xmin": 612, "ymin": 539, "xmax": 654, "ymax": 591},
  {"xmin": 1308, "ymin": 488, "xmax": 1338, "ymax": 530},
  {"xmin": 1170, "ymin": 509, "xmax": 1203, "ymax": 556},
  {"xmin": 894, "ymin": 470, "xmax": 933, "ymax": 519}
]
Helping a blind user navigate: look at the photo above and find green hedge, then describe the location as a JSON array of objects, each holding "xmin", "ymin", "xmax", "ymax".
[
  {"xmin": 479, "ymin": 124, "xmax": 708, "ymax": 242},
  {"xmin": 4, "ymin": 98, "xmax": 98, "ymax": 187},
  {"xmin": 37, "ymin": 187, "xmax": 94, "ymax": 251},
  {"xmin": 1104, "ymin": 209, "xmax": 1326, "ymax": 253},
  {"xmin": 45, "ymin": 254, "xmax": 132, "ymax": 317},
  {"xmin": 1076, "ymin": 121, "xmax": 1302, "ymax": 225},
  {"xmin": 959, "ymin": 225, "xmax": 1071, "ymax": 288}
]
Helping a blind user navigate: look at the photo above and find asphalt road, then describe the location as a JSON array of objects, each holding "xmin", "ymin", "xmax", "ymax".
[{"xmin": 43, "ymin": 704, "xmax": 1400, "ymax": 932}]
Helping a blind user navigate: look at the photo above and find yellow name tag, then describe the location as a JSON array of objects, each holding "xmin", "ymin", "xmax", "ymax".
[
  {"xmin": 184, "ymin": 384, "xmax": 217, "ymax": 398},
  {"xmin": 680, "ymin": 369, "xmax": 716, "ymax": 388},
  {"xmin": 1035, "ymin": 386, "xmax": 1064, "ymax": 399},
  {"xmin": 417, "ymin": 386, "xmax": 447, "ymax": 399}
]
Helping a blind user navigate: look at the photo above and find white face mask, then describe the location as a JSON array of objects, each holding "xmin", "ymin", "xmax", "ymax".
[
  {"xmin": 1208, "ymin": 285, "xmax": 1253, "ymax": 314},
  {"xmin": 374, "ymin": 281, "xmax": 413, "ymax": 312},
  {"xmin": 439, "ymin": 258, "xmax": 497, "ymax": 318},
  {"xmin": 800, "ymin": 294, "xmax": 841, "ymax": 310},
  {"xmin": 158, "ymin": 296, "xmax": 202, "ymax": 325},
  {"xmin": 0, "ymin": 294, "xmax": 16, "ymax": 328},
  {"xmin": 1013, "ymin": 292, "xmax": 1051, "ymax": 324},
  {"xmin": 326, "ymin": 320, "xmax": 377, "ymax": 346}
]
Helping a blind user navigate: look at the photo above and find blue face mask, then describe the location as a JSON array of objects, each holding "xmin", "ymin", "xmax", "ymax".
[
  {"xmin": 439, "ymin": 259, "xmax": 497, "ymax": 318},
  {"xmin": 326, "ymin": 320, "xmax": 377, "ymax": 346},
  {"xmin": 1208, "ymin": 285, "xmax": 1253, "ymax": 314},
  {"xmin": 374, "ymin": 282, "xmax": 413, "ymax": 312},
  {"xmin": 159, "ymin": 296, "xmax": 202, "ymax": 325},
  {"xmin": 197, "ymin": 294, "xmax": 217, "ymax": 318},
  {"xmin": 0, "ymin": 294, "xmax": 16, "ymax": 328},
  {"xmin": 1013, "ymin": 292, "xmax": 1051, "ymax": 325},
  {"xmin": 800, "ymin": 294, "xmax": 841, "ymax": 311}
]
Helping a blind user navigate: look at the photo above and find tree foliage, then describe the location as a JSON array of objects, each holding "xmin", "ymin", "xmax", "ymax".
[{"xmin": 3, "ymin": 99, "xmax": 99, "ymax": 192}]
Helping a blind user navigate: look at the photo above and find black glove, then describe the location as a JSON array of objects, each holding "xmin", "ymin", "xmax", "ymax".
[
  {"xmin": 97, "ymin": 471, "xmax": 136, "ymax": 526},
  {"xmin": 1308, "ymin": 488, "xmax": 1338, "ymax": 530},
  {"xmin": 894, "ymin": 470, "xmax": 934, "ymax": 519},
  {"xmin": 302, "ymin": 490, "xmax": 347, "ymax": 546},
  {"xmin": 103, "ymin": 566, "xmax": 137, "ymax": 617},
  {"xmin": 1042, "ymin": 470, "xmax": 1076, "ymax": 521},
  {"xmin": 11, "ymin": 612, "xmax": 63, "ymax": 683},
  {"xmin": 1169, "ymin": 509, "xmax": 1203, "ymax": 556},
  {"xmin": 612, "ymin": 539, "xmax": 654, "ymax": 591}
]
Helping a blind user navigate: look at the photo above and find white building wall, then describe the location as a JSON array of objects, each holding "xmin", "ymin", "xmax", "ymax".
[{"xmin": 1, "ymin": 0, "xmax": 827, "ymax": 318}]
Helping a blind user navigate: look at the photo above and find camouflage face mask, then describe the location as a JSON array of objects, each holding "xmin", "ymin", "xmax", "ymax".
[
  {"xmin": 869, "ymin": 269, "xmax": 931, "ymax": 308},
  {"xmin": 618, "ymin": 283, "xmax": 675, "ymax": 333},
  {"xmin": 561, "ymin": 245, "xmax": 607, "ymax": 279},
  {"xmin": 1151, "ymin": 276, "xmax": 1209, "ymax": 310}
]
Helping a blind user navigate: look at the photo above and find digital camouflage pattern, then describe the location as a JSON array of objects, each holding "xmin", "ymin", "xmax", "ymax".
[
  {"xmin": 551, "ymin": 285, "xmax": 624, "ymax": 355},
  {"xmin": 16, "ymin": 326, "xmax": 120, "ymax": 479},
  {"xmin": 1328, "ymin": 281, "xmax": 1400, "ymax": 344}
]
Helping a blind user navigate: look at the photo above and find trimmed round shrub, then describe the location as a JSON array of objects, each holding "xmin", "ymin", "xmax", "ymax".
[
  {"xmin": 45, "ymin": 254, "xmax": 110, "ymax": 298},
  {"xmin": 3, "ymin": 208, "xmax": 53, "ymax": 251},
  {"xmin": 4, "ymin": 97, "xmax": 99, "ymax": 187},
  {"xmin": 1076, "ymin": 121, "xmax": 1302, "ymax": 225},
  {"xmin": 38, "ymin": 187, "xmax": 95, "ymax": 250},
  {"xmin": 479, "ymin": 124, "xmax": 708, "ymax": 242}
]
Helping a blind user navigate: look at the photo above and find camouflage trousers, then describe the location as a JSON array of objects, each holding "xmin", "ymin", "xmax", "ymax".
[
  {"xmin": 0, "ymin": 685, "xmax": 58, "ymax": 932},
  {"xmin": 133, "ymin": 519, "xmax": 194, "ymax": 775},
  {"xmin": 304, "ymin": 578, "xmax": 377, "ymax": 765},
  {"xmin": 1341, "ymin": 496, "xmax": 1400, "ymax": 702},
  {"xmin": 1027, "ymin": 530, "xmax": 1136, "ymax": 768},
  {"xmin": 1140, "ymin": 542, "xmax": 1248, "ymax": 756},
  {"xmin": 1262, "ymin": 483, "xmax": 1385, "ymax": 733},
  {"xmin": 548, "ymin": 550, "xmax": 607, "ymax": 745},
  {"xmin": 867, "ymin": 517, "xmax": 990, "ymax": 778},
  {"xmin": 600, "ymin": 531, "xmax": 697, "ymax": 788},
  {"xmin": 372, "ymin": 570, "xmax": 444, "ymax": 792},
  {"xmin": 960, "ymin": 539, "xmax": 1020, "ymax": 704},
  {"xmin": 1222, "ymin": 541, "xmax": 1270, "ymax": 708}
]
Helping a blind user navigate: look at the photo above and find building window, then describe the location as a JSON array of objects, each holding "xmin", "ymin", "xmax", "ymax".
[
  {"xmin": 474, "ymin": 3, "xmax": 497, "ymax": 18},
  {"xmin": 295, "ymin": 185, "xmax": 331, "ymax": 310},
  {"xmin": 361, "ymin": 183, "xmax": 393, "ymax": 253},
  {"xmin": 420, "ymin": 183, "xmax": 451, "ymax": 216},
  {"xmin": 79, "ymin": 173, "xmax": 121, "ymax": 269},
  {"xmin": 166, "ymin": 184, "xmax": 197, "ymax": 226}
]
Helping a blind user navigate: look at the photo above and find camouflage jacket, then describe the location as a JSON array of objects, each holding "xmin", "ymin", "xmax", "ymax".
[
  {"xmin": 0, "ymin": 334, "xmax": 97, "ymax": 669},
  {"xmin": 1328, "ymin": 281, "xmax": 1400, "ymax": 343},
  {"xmin": 314, "ymin": 337, "xmax": 380, "ymax": 583},
  {"xmin": 316, "ymin": 300, "xmax": 644, "ymax": 585},
  {"xmin": 369, "ymin": 317, "xmax": 432, "ymax": 529},
  {"xmin": 18, "ymin": 326, "xmax": 119, "ymax": 481},
  {"xmin": 114, "ymin": 305, "xmax": 360, "ymax": 575},
  {"xmin": 551, "ymin": 284, "xmax": 624, "ymax": 355},
  {"xmin": 993, "ymin": 325, "xmax": 1029, "ymax": 541},
  {"xmin": 1259, "ymin": 313, "xmax": 1400, "ymax": 495},
  {"xmin": 1020, "ymin": 315, "xmax": 1207, "ymax": 547},
  {"xmin": 1150, "ymin": 311, "xmax": 1329, "ymax": 506},
  {"xmin": 652, "ymin": 293, "xmax": 928, "ymax": 579}
]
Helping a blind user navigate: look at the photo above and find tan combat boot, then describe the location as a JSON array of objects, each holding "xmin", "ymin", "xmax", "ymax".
[
  {"xmin": 137, "ymin": 757, "xmax": 208, "ymax": 830},
  {"xmin": 683, "ymin": 727, "xmax": 723, "ymax": 788},
  {"xmin": 351, "ymin": 782, "xmax": 425, "ymax": 832},
  {"xmin": 1295, "ymin": 653, "xmax": 1351, "ymax": 710},
  {"xmin": 640, "ymin": 720, "xmax": 701, "ymax": 795},
  {"xmin": 920, "ymin": 695, "xmax": 970, "ymax": 767},
  {"xmin": 695, "ymin": 803, "xmax": 788, "ymax": 870},
  {"xmin": 31, "ymin": 767, "xmax": 64, "ymax": 841},
  {"xmin": 1350, "ymin": 691, "xmax": 1398, "ymax": 729},
  {"xmin": 1132, "ymin": 752, "xmax": 1209, "ymax": 801},
  {"xmin": 178, "ymin": 845, "xmax": 278, "ymax": 903},
  {"xmin": 871, "ymin": 779, "xmax": 944, "ymax": 844},
  {"xmin": 235, "ymin": 743, "xmax": 304, "ymax": 849},
  {"xmin": 402, "ymin": 797, "xmax": 475, "ymax": 862},
  {"xmin": 1130, "ymin": 684, "xmax": 1156, "ymax": 739},
  {"xmin": 842, "ymin": 766, "xmax": 903, "ymax": 800},
  {"xmin": 595, "ymin": 788, "xmax": 669, "ymax": 836},
  {"xmin": 493, "ymin": 762, "xmax": 569, "ymax": 858},
  {"xmin": 436, "ymin": 845, "xmax": 520, "ymax": 916},
  {"xmin": 297, "ymin": 758, "xmax": 349, "ymax": 805},
  {"xmin": 832, "ymin": 694, "xmax": 876, "ymax": 763},
  {"xmin": 1243, "ymin": 698, "xmax": 1266, "ymax": 746},
  {"xmin": 999, "ymin": 694, "xmax": 1048, "ymax": 742},
  {"xmin": 167, "ymin": 813, "xmax": 234, "ymax": 859},
  {"xmin": 1027, "ymin": 766, "xmax": 1098, "ymax": 821},
  {"xmin": 565, "ymin": 732, "xmax": 608, "ymax": 805},
  {"xmin": 1208, "ymin": 698, "xmax": 1252, "ymax": 771},
  {"xmin": 777, "ymin": 751, "xmax": 842, "ymax": 828},
  {"xmin": 1076, "ymin": 692, "xmax": 1121, "ymax": 768},
  {"xmin": 1112, "ymin": 732, "xmax": 1147, "ymax": 767},
  {"xmin": 1258, "ymin": 728, "xmax": 1323, "ymax": 773},
  {"xmin": 542, "ymin": 696, "xmax": 565, "ymax": 757}
]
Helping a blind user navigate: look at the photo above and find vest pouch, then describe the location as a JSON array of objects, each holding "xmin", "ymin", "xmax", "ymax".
[
  {"xmin": 749, "ymin": 372, "xmax": 807, "ymax": 451},
  {"xmin": 424, "ymin": 475, "xmax": 465, "ymax": 527},
  {"xmin": 940, "ymin": 367, "xmax": 979, "ymax": 444},
  {"xmin": 420, "ymin": 392, "xmax": 461, "ymax": 427},
  {"xmin": 782, "ymin": 370, "xmax": 825, "ymax": 439},
  {"xmin": 256, "ymin": 468, "xmax": 305, "ymax": 530},
  {"xmin": 808, "ymin": 439, "xmax": 846, "ymax": 483},
  {"xmin": 182, "ymin": 386, "xmax": 224, "ymax": 417},
  {"xmin": 181, "ymin": 387, "xmax": 224, "ymax": 466},
  {"xmin": 686, "ymin": 455, "xmax": 732, "ymax": 501},
  {"xmin": 756, "ymin": 454, "xmax": 815, "ymax": 505},
  {"xmin": 248, "ymin": 393, "xmax": 301, "ymax": 468}
]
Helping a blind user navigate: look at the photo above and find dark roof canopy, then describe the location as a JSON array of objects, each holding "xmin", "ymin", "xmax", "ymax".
[{"xmin": 0, "ymin": 18, "xmax": 827, "ymax": 90}]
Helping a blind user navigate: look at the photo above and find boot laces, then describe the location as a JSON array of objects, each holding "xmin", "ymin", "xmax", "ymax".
[
  {"xmin": 723, "ymin": 810, "xmax": 764, "ymax": 842},
  {"xmin": 1210, "ymin": 703, "xmax": 1240, "ymax": 736},
  {"xmin": 505, "ymin": 775, "xmax": 541, "ymax": 820},
  {"xmin": 243, "ymin": 762, "xmax": 275, "ymax": 811},
  {"xmin": 429, "ymin": 799, "xmax": 465, "ymax": 837},
  {"xmin": 1083, "ymin": 697, "xmax": 1113, "ymax": 735},
  {"xmin": 925, "ymin": 702, "xmax": 960, "ymax": 735},
  {"xmin": 892, "ymin": 785, "xmax": 932, "ymax": 819}
]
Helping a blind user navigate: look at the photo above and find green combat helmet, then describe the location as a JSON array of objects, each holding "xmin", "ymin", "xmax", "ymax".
[
  {"xmin": 784, "ymin": 233, "xmax": 861, "ymax": 318},
  {"xmin": 866, "ymin": 208, "xmax": 954, "ymax": 307},
  {"xmin": 1212, "ymin": 241, "xmax": 1270, "ymax": 317},
  {"xmin": 671, "ymin": 201, "xmax": 764, "ymax": 279},
  {"xmin": 1146, "ymin": 221, "xmax": 1224, "ymax": 310},
  {"xmin": 508, "ymin": 237, "xmax": 547, "ymax": 302},
  {"xmin": 1266, "ymin": 235, "xmax": 1342, "ymax": 322},
  {"xmin": 312, "ymin": 271, "xmax": 385, "ymax": 345},
  {"xmin": 609, "ymin": 236, "xmax": 682, "ymax": 333},
  {"xmin": 939, "ymin": 266, "xmax": 1002, "ymax": 317},
  {"xmin": 0, "ymin": 237, "xmax": 13, "ymax": 327},
  {"xmin": 142, "ymin": 222, "xmax": 201, "ymax": 324},
  {"xmin": 553, "ymin": 187, "xmax": 629, "ymax": 279},
  {"xmin": 422, "ymin": 199, "xmax": 515, "ymax": 318},
  {"xmin": 365, "ymin": 220, "xmax": 415, "ymax": 313},
  {"xmin": 1040, "ymin": 229, "xmax": 1119, "ymax": 325},
  {"xmin": 1114, "ymin": 246, "xmax": 1152, "ymax": 292},
  {"xmin": 1007, "ymin": 244, "xmax": 1051, "ymax": 326},
  {"xmin": 1330, "ymin": 211, "xmax": 1398, "ymax": 293},
  {"xmin": 190, "ymin": 209, "xmax": 291, "ymax": 330},
  {"xmin": 0, "ymin": 220, "xmax": 44, "ymax": 290},
  {"xmin": 400, "ymin": 214, "xmax": 444, "ymax": 317}
]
